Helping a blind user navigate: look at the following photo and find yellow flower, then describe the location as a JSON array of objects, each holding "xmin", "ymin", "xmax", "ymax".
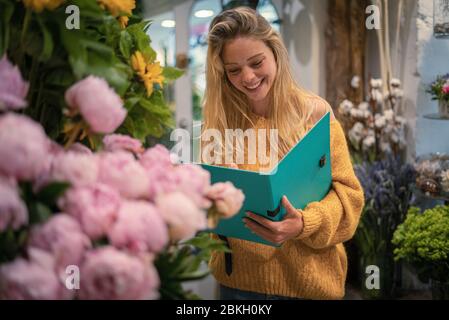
[
  {"xmin": 131, "ymin": 51, "xmax": 165, "ymax": 97},
  {"xmin": 23, "ymin": 0, "xmax": 65, "ymax": 12},
  {"xmin": 131, "ymin": 51, "xmax": 147, "ymax": 78},
  {"xmin": 97, "ymin": 0, "xmax": 135, "ymax": 17},
  {"xmin": 118, "ymin": 16, "xmax": 129, "ymax": 29}
]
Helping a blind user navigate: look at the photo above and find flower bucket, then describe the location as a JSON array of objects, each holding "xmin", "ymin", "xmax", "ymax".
[{"xmin": 438, "ymin": 100, "xmax": 449, "ymax": 119}]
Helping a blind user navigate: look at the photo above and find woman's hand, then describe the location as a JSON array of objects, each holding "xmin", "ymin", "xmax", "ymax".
[{"xmin": 243, "ymin": 195, "xmax": 304, "ymax": 245}]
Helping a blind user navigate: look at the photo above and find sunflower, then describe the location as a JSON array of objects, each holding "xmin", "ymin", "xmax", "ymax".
[
  {"xmin": 23, "ymin": 0, "xmax": 65, "ymax": 12},
  {"xmin": 131, "ymin": 51, "xmax": 164, "ymax": 97}
]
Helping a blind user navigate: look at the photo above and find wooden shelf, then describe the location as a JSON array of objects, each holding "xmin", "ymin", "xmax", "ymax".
[{"xmin": 423, "ymin": 113, "xmax": 449, "ymax": 120}]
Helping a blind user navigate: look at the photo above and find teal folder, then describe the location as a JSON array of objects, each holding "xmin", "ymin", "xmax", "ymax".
[{"xmin": 200, "ymin": 112, "xmax": 332, "ymax": 247}]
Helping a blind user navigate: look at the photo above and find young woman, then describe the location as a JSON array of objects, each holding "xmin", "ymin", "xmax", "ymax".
[{"xmin": 201, "ymin": 7, "xmax": 365, "ymax": 300}]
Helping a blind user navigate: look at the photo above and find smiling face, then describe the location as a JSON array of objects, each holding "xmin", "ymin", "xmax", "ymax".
[{"xmin": 222, "ymin": 37, "xmax": 277, "ymax": 111}]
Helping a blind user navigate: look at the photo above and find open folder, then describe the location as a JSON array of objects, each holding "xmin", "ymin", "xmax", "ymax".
[{"xmin": 200, "ymin": 112, "xmax": 332, "ymax": 247}]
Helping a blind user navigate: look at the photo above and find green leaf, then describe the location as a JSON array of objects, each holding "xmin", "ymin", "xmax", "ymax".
[
  {"xmin": 36, "ymin": 15, "xmax": 54, "ymax": 62},
  {"xmin": 36, "ymin": 181, "xmax": 71, "ymax": 206},
  {"xmin": 0, "ymin": 0, "xmax": 14, "ymax": 56},
  {"xmin": 119, "ymin": 30, "xmax": 132, "ymax": 59},
  {"xmin": 162, "ymin": 66, "xmax": 184, "ymax": 81}
]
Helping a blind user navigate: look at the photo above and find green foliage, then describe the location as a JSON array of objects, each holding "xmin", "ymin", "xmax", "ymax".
[
  {"xmin": 155, "ymin": 233, "xmax": 230, "ymax": 300},
  {"xmin": 392, "ymin": 205, "xmax": 449, "ymax": 282},
  {"xmin": 1, "ymin": 0, "xmax": 182, "ymax": 146}
]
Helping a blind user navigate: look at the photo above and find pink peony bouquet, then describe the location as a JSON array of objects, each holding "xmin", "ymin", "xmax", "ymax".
[{"xmin": 0, "ymin": 57, "xmax": 244, "ymax": 300}]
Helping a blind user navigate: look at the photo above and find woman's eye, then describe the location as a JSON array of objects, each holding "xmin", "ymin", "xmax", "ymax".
[
  {"xmin": 252, "ymin": 61, "xmax": 263, "ymax": 68},
  {"xmin": 228, "ymin": 69, "xmax": 240, "ymax": 75}
]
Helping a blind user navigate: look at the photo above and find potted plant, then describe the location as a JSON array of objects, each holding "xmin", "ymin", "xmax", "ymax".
[
  {"xmin": 392, "ymin": 205, "xmax": 449, "ymax": 300},
  {"xmin": 426, "ymin": 73, "xmax": 449, "ymax": 119}
]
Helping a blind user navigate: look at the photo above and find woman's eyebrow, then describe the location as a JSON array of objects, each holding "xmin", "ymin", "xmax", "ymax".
[{"xmin": 224, "ymin": 53, "xmax": 264, "ymax": 66}]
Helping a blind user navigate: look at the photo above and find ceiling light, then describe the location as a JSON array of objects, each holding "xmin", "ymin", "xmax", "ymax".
[
  {"xmin": 161, "ymin": 20, "xmax": 176, "ymax": 28},
  {"xmin": 194, "ymin": 10, "xmax": 214, "ymax": 18}
]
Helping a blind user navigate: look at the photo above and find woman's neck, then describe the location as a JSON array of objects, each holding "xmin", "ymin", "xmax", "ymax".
[{"xmin": 249, "ymin": 97, "xmax": 269, "ymax": 118}]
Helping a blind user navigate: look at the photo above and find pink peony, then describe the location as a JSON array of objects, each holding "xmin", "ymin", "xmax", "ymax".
[
  {"xmin": 58, "ymin": 183, "xmax": 121, "ymax": 240},
  {"xmin": 155, "ymin": 192, "xmax": 207, "ymax": 241},
  {"xmin": 174, "ymin": 164, "xmax": 212, "ymax": 209},
  {"xmin": 0, "ymin": 55, "xmax": 29, "ymax": 111},
  {"xmin": 108, "ymin": 200, "xmax": 168, "ymax": 253},
  {"xmin": 206, "ymin": 182, "xmax": 245, "ymax": 217},
  {"xmin": 103, "ymin": 134, "xmax": 144, "ymax": 154},
  {"xmin": 0, "ymin": 248, "xmax": 73, "ymax": 300},
  {"xmin": 49, "ymin": 152, "xmax": 99, "ymax": 188},
  {"xmin": 0, "ymin": 177, "xmax": 28, "ymax": 232},
  {"xmin": 140, "ymin": 144, "xmax": 174, "ymax": 168},
  {"xmin": 0, "ymin": 113, "xmax": 50, "ymax": 180},
  {"xmin": 78, "ymin": 246, "xmax": 160, "ymax": 300},
  {"xmin": 443, "ymin": 84, "xmax": 449, "ymax": 95},
  {"xmin": 98, "ymin": 151, "xmax": 150, "ymax": 199},
  {"xmin": 28, "ymin": 215, "xmax": 91, "ymax": 274},
  {"xmin": 65, "ymin": 76, "xmax": 127, "ymax": 133},
  {"xmin": 67, "ymin": 142, "xmax": 92, "ymax": 155}
]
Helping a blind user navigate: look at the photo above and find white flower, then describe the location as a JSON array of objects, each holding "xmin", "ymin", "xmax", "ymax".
[
  {"xmin": 390, "ymin": 87, "xmax": 404, "ymax": 98},
  {"xmin": 370, "ymin": 78, "xmax": 382, "ymax": 89},
  {"xmin": 338, "ymin": 99, "xmax": 354, "ymax": 116},
  {"xmin": 348, "ymin": 122, "xmax": 364, "ymax": 145},
  {"xmin": 338, "ymin": 99, "xmax": 354, "ymax": 115},
  {"xmin": 440, "ymin": 170, "xmax": 449, "ymax": 192},
  {"xmin": 351, "ymin": 76, "xmax": 360, "ymax": 89},
  {"xmin": 362, "ymin": 135, "xmax": 375, "ymax": 150},
  {"xmin": 375, "ymin": 114, "xmax": 387, "ymax": 128},
  {"xmin": 371, "ymin": 89, "xmax": 383, "ymax": 104},
  {"xmin": 390, "ymin": 78, "xmax": 401, "ymax": 87},
  {"xmin": 384, "ymin": 109, "xmax": 394, "ymax": 121},
  {"xmin": 358, "ymin": 102, "xmax": 369, "ymax": 111},
  {"xmin": 380, "ymin": 141, "xmax": 392, "ymax": 153},
  {"xmin": 350, "ymin": 108, "xmax": 363, "ymax": 118}
]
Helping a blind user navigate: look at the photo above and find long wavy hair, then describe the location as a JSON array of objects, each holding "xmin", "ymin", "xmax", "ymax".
[{"xmin": 202, "ymin": 7, "xmax": 316, "ymax": 163}]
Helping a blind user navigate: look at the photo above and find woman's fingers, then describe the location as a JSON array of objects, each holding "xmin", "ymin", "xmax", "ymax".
[
  {"xmin": 282, "ymin": 195, "xmax": 297, "ymax": 216},
  {"xmin": 245, "ymin": 211, "xmax": 277, "ymax": 232}
]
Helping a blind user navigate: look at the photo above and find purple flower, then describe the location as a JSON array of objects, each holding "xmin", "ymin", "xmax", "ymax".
[
  {"xmin": 155, "ymin": 192, "xmax": 207, "ymax": 241},
  {"xmin": 107, "ymin": 200, "xmax": 168, "ymax": 254},
  {"xmin": 65, "ymin": 76, "xmax": 127, "ymax": 133},
  {"xmin": 0, "ymin": 248, "xmax": 73, "ymax": 300},
  {"xmin": 28, "ymin": 215, "xmax": 91, "ymax": 274},
  {"xmin": 0, "ymin": 113, "xmax": 50, "ymax": 180},
  {"xmin": 58, "ymin": 183, "xmax": 121, "ymax": 240},
  {"xmin": 103, "ymin": 134, "xmax": 144, "ymax": 155},
  {"xmin": 78, "ymin": 246, "xmax": 160, "ymax": 300},
  {"xmin": 0, "ymin": 55, "xmax": 29, "ymax": 111},
  {"xmin": 98, "ymin": 151, "xmax": 150, "ymax": 199},
  {"xmin": 0, "ymin": 177, "xmax": 28, "ymax": 232}
]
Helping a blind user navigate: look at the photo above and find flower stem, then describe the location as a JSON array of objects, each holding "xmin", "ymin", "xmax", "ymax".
[{"xmin": 64, "ymin": 122, "xmax": 83, "ymax": 149}]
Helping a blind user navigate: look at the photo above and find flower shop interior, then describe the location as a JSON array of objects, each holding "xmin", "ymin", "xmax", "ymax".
[{"xmin": 1, "ymin": 0, "xmax": 449, "ymax": 300}]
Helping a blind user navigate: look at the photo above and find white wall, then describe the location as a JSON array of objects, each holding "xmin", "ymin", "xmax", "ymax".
[
  {"xmin": 282, "ymin": 0, "xmax": 328, "ymax": 96},
  {"xmin": 414, "ymin": 0, "xmax": 449, "ymax": 156}
]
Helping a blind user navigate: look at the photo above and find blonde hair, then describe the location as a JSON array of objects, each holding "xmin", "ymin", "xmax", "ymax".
[{"xmin": 202, "ymin": 7, "xmax": 317, "ymax": 164}]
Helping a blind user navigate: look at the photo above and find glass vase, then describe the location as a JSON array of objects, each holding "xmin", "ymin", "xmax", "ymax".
[{"xmin": 438, "ymin": 100, "xmax": 449, "ymax": 119}]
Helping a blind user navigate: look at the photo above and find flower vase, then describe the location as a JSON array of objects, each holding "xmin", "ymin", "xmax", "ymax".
[
  {"xmin": 431, "ymin": 279, "xmax": 449, "ymax": 300},
  {"xmin": 438, "ymin": 100, "xmax": 449, "ymax": 119}
]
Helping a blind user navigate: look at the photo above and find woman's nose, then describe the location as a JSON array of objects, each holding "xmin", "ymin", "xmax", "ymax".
[{"xmin": 241, "ymin": 67, "xmax": 256, "ymax": 84}]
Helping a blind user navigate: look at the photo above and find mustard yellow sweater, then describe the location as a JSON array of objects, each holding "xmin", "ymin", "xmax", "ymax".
[{"xmin": 209, "ymin": 115, "xmax": 365, "ymax": 299}]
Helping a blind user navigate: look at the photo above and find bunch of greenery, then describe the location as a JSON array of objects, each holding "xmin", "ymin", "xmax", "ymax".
[{"xmin": 393, "ymin": 205, "xmax": 449, "ymax": 284}]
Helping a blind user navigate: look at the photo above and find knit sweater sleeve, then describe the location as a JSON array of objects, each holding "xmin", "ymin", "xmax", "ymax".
[{"xmin": 295, "ymin": 120, "xmax": 365, "ymax": 249}]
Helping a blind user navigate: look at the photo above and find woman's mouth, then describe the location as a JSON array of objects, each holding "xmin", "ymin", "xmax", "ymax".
[{"xmin": 244, "ymin": 78, "xmax": 264, "ymax": 92}]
